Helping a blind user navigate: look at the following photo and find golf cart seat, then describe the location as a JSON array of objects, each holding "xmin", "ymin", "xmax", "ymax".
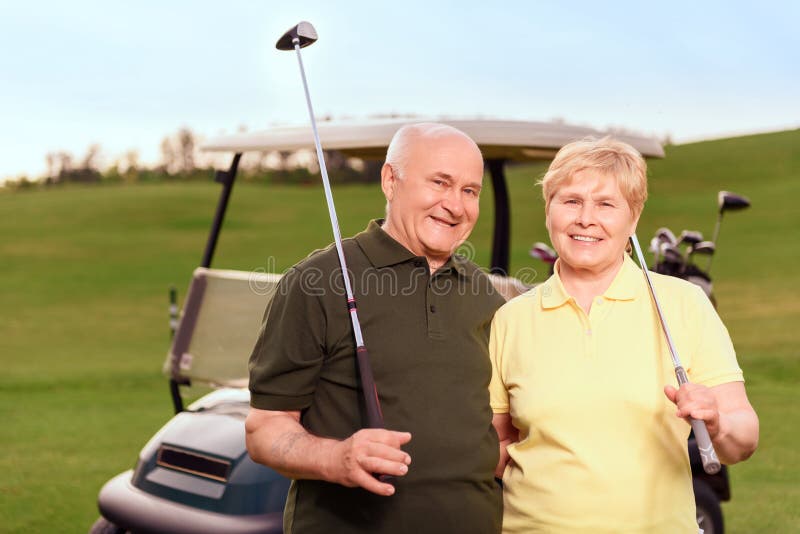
[{"xmin": 164, "ymin": 268, "xmax": 282, "ymax": 388}]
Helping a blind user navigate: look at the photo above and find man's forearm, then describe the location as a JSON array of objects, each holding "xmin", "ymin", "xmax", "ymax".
[{"xmin": 246, "ymin": 412, "xmax": 338, "ymax": 481}]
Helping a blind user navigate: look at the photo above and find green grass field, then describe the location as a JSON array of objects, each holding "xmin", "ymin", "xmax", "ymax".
[{"xmin": 1, "ymin": 130, "xmax": 798, "ymax": 532}]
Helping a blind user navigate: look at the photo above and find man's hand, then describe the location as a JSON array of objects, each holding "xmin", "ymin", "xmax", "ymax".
[
  {"xmin": 246, "ymin": 408, "xmax": 412, "ymax": 496},
  {"xmin": 664, "ymin": 383, "xmax": 720, "ymax": 438},
  {"xmin": 326, "ymin": 429, "xmax": 412, "ymax": 496}
]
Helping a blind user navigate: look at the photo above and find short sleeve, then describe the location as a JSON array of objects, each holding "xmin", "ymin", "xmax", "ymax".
[
  {"xmin": 488, "ymin": 314, "xmax": 510, "ymax": 413},
  {"xmin": 685, "ymin": 285, "xmax": 743, "ymax": 387},
  {"xmin": 248, "ymin": 266, "xmax": 326, "ymax": 410}
]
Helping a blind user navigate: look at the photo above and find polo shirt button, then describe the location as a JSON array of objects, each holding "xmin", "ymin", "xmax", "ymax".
[
  {"xmin": 430, "ymin": 305, "xmax": 437, "ymax": 313},
  {"xmin": 596, "ymin": 298, "xmax": 603, "ymax": 305}
]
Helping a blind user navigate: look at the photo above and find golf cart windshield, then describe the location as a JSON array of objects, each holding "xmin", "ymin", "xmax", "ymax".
[{"xmin": 164, "ymin": 268, "xmax": 281, "ymax": 388}]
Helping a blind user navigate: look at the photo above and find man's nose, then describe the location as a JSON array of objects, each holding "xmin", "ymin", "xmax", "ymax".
[{"xmin": 441, "ymin": 189, "xmax": 465, "ymax": 217}]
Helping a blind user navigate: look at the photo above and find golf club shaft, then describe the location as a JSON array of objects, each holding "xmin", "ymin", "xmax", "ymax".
[
  {"xmin": 707, "ymin": 212, "xmax": 723, "ymax": 272},
  {"xmin": 291, "ymin": 39, "xmax": 385, "ymax": 430},
  {"xmin": 630, "ymin": 235, "xmax": 721, "ymax": 475}
]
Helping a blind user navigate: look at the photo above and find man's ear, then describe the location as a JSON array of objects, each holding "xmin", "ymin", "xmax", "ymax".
[{"xmin": 380, "ymin": 163, "xmax": 396, "ymax": 201}]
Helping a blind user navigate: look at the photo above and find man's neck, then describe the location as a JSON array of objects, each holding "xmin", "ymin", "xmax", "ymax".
[{"xmin": 379, "ymin": 222, "xmax": 449, "ymax": 274}]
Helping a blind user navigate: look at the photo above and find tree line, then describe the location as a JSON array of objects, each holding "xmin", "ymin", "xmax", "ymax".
[{"xmin": 3, "ymin": 126, "xmax": 382, "ymax": 192}]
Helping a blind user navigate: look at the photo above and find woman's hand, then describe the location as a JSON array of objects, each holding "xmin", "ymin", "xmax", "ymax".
[
  {"xmin": 492, "ymin": 413, "xmax": 519, "ymax": 479},
  {"xmin": 664, "ymin": 383, "xmax": 721, "ymax": 437},
  {"xmin": 664, "ymin": 381, "xmax": 759, "ymax": 464}
]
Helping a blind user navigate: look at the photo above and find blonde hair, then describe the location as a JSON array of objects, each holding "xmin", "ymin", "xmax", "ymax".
[{"xmin": 539, "ymin": 136, "xmax": 648, "ymax": 215}]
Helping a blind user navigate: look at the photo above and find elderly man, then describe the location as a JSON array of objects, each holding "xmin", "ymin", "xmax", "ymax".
[{"xmin": 245, "ymin": 123, "xmax": 505, "ymax": 533}]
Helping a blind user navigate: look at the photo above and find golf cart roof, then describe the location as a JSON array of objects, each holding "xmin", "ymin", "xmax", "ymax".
[{"xmin": 201, "ymin": 118, "xmax": 664, "ymax": 160}]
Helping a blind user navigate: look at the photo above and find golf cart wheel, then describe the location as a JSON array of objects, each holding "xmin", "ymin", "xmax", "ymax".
[
  {"xmin": 694, "ymin": 480, "xmax": 724, "ymax": 534},
  {"xmin": 89, "ymin": 516, "xmax": 126, "ymax": 534}
]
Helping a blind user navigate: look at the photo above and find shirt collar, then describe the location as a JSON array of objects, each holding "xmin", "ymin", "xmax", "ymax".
[
  {"xmin": 540, "ymin": 254, "xmax": 642, "ymax": 309},
  {"xmin": 354, "ymin": 219, "xmax": 478, "ymax": 278},
  {"xmin": 604, "ymin": 254, "xmax": 642, "ymax": 301}
]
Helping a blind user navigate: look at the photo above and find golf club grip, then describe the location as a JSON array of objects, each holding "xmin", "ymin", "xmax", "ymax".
[
  {"xmin": 355, "ymin": 347, "xmax": 397, "ymax": 487},
  {"xmin": 356, "ymin": 346, "xmax": 385, "ymax": 429},
  {"xmin": 691, "ymin": 418, "xmax": 722, "ymax": 474}
]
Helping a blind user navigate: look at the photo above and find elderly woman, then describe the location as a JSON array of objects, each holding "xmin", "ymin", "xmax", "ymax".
[{"xmin": 490, "ymin": 137, "xmax": 759, "ymax": 532}]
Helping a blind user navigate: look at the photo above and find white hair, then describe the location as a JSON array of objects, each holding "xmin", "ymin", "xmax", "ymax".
[{"xmin": 384, "ymin": 122, "xmax": 480, "ymax": 178}]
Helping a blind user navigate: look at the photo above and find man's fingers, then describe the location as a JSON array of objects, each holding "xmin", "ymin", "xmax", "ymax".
[
  {"xmin": 356, "ymin": 429, "xmax": 412, "ymax": 447},
  {"xmin": 664, "ymin": 385, "xmax": 678, "ymax": 404},
  {"xmin": 351, "ymin": 469, "xmax": 396, "ymax": 496},
  {"xmin": 366, "ymin": 442, "xmax": 412, "ymax": 465},
  {"xmin": 358, "ymin": 455, "xmax": 410, "ymax": 478}
]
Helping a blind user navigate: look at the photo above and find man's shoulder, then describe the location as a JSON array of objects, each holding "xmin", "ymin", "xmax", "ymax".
[
  {"xmin": 452, "ymin": 256, "xmax": 507, "ymax": 306},
  {"xmin": 290, "ymin": 236, "xmax": 361, "ymax": 272}
]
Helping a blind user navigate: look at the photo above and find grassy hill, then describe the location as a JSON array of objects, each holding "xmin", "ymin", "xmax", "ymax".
[{"xmin": 1, "ymin": 129, "xmax": 797, "ymax": 532}]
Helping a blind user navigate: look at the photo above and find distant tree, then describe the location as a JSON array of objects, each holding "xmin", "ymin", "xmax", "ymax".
[
  {"xmin": 58, "ymin": 151, "xmax": 73, "ymax": 175},
  {"xmin": 177, "ymin": 128, "xmax": 195, "ymax": 172},
  {"xmin": 45, "ymin": 152, "xmax": 55, "ymax": 181},
  {"xmin": 64, "ymin": 146, "xmax": 102, "ymax": 183},
  {"xmin": 160, "ymin": 137, "xmax": 176, "ymax": 174},
  {"xmin": 81, "ymin": 144, "xmax": 101, "ymax": 171}
]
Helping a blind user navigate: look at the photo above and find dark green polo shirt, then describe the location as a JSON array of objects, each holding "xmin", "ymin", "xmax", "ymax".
[{"xmin": 249, "ymin": 220, "xmax": 505, "ymax": 534}]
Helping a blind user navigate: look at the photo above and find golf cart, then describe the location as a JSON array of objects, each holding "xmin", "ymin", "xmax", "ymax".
[{"xmin": 92, "ymin": 118, "xmax": 728, "ymax": 534}]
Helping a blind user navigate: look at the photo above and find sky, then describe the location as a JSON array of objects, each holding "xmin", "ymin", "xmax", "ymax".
[{"xmin": 0, "ymin": 0, "xmax": 797, "ymax": 181}]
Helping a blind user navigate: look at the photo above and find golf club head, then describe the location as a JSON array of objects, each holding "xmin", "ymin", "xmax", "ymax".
[
  {"xmin": 691, "ymin": 241, "xmax": 716, "ymax": 255},
  {"xmin": 529, "ymin": 242, "xmax": 558, "ymax": 263},
  {"xmin": 718, "ymin": 191, "xmax": 751, "ymax": 213},
  {"xmin": 654, "ymin": 227, "xmax": 678, "ymax": 246},
  {"xmin": 276, "ymin": 21, "xmax": 318, "ymax": 50},
  {"xmin": 660, "ymin": 243, "xmax": 684, "ymax": 264},
  {"xmin": 678, "ymin": 230, "xmax": 703, "ymax": 246}
]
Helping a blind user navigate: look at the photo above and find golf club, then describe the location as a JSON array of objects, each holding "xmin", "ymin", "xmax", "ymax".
[
  {"xmin": 276, "ymin": 21, "xmax": 386, "ymax": 433},
  {"xmin": 648, "ymin": 236, "xmax": 662, "ymax": 264},
  {"xmin": 658, "ymin": 242, "xmax": 685, "ymax": 276},
  {"xmin": 678, "ymin": 230, "xmax": 703, "ymax": 265},
  {"xmin": 678, "ymin": 230, "xmax": 703, "ymax": 248},
  {"xmin": 630, "ymin": 234, "xmax": 722, "ymax": 475},
  {"xmin": 529, "ymin": 242, "xmax": 558, "ymax": 264},
  {"xmin": 708, "ymin": 191, "xmax": 750, "ymax": 272},
  {"xmin": 650, "ymin": 227, "xmax": 677, "ymax": 268},
  {"xmin": 688, "ymin": 240, "xmax": 715, "ymax": 265},
  {"xmin": 655, "ymin": 227, "xmax": 678, "ymax": 247}
]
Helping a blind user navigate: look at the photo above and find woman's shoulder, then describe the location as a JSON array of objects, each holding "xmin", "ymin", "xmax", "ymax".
[
  {"xmin": 647, "ymin": 270, "xmax": 712, "ymax": 318},
  {"xmin": 495, "ymin": 284, "xmax": 543, "ymax": 318}
]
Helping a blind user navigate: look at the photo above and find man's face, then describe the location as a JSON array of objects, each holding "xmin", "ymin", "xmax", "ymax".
[
  {"xmin": 381, "ymin": 133, "xmax": 484, "ymax": 266},
  {"xmin": 546, "ymin": 169, "xmax": 639, "ymax": 279}
]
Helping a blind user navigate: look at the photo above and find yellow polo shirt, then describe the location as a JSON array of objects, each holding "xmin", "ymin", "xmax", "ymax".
[{"xmin": 489, "ymin": 255, "xmax": 742, "ymax": 533}]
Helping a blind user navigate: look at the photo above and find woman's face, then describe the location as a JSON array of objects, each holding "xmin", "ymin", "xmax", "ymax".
[{"xmin": 546, "ymin": 169, "xmax": 639, "ymax": 279}]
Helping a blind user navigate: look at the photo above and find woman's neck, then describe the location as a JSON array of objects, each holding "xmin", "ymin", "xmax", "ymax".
[{"xmin": 558, "ymin": 258, "xmax": 624, "ymax": 314}]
